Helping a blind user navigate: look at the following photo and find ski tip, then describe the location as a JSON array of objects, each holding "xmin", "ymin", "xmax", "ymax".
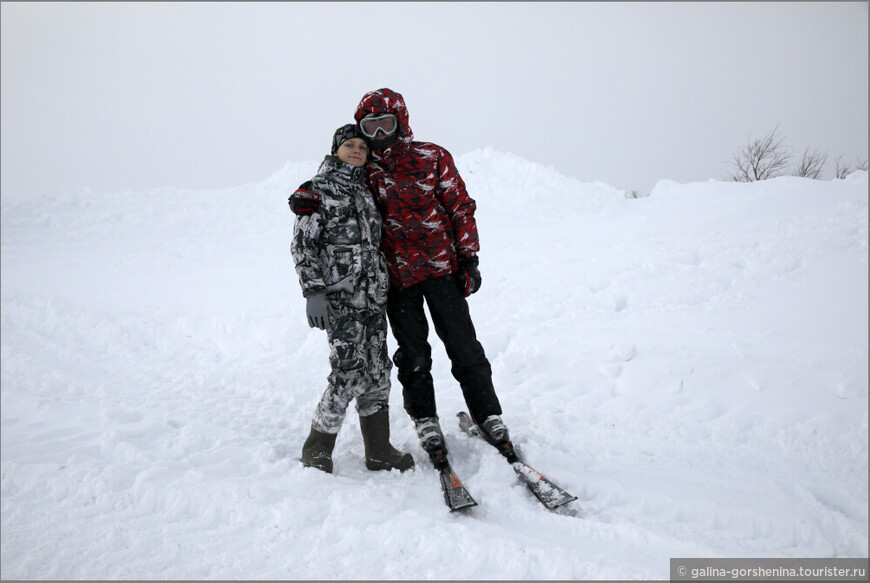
[
  {"xmin": 449, "ymin": 499, "xmax": 479, "ymax": 512},
  {"xmin": 456, "ymin": 411, "xmax": 480, "ymax": 436},
  {"xmin": 550, "ymin": 498, "xmax": 581, "ymax": 516}
]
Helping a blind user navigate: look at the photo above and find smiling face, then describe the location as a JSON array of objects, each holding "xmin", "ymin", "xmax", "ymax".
[{"xmin": 335, "ymin": 137, "xmax": 370, "ymax": 167}]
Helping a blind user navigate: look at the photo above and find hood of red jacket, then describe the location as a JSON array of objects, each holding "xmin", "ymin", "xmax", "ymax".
[{"xmin": 354, "ymin": 88, "xmax": 414, "ymax": 145}]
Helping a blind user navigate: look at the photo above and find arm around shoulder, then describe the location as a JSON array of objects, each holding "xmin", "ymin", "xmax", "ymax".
[{"xmin": 288, "ymin": 180, "xmax": 321, "ymax": 216}]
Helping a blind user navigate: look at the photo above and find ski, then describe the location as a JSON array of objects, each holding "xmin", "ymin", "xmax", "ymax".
[
  {"xmin": 429, "ymin": 449, "xmax": 477, "ymax": 512},
  {"xmin": 457, "ymin": 411, "xmax": 578, "ymax": 511}
]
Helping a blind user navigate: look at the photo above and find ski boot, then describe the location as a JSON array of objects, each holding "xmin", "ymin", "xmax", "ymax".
[
  {"xmin": 413, "ymin": 416, "xmax": 449, "ymax": 470},
  {"xmin": 479, "ymin": 415, "xmax": 520, "ymax": 462}
]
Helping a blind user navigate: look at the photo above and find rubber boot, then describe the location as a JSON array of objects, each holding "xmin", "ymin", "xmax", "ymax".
[
  {"xmin": 301, "ymin": 426, "xmax": 338, "ymax": 473},
  {"xmin": 359, "ymin": 409, "xmax": 415, "ymax": 472}
]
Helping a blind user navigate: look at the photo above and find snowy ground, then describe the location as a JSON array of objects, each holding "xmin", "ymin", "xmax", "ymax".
[{"xmin": 1, "ymin": 149, "xmax": 867, "ymax": 580}]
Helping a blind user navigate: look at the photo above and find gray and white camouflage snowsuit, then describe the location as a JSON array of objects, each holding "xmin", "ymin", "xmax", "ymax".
[{"xmin": 291, "ymin": 155, "xmax": 392, "ymax": 434}]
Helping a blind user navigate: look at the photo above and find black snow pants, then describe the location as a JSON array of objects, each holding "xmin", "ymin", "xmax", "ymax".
[{"xmin": 386, "ymin": 273, "xmax": 502, "ymax": 425}]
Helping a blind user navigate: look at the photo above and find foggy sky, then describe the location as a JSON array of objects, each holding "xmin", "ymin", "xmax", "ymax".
[{"xmin": 2, "ymin": 2, "xmax": 867, "ymax": 198}]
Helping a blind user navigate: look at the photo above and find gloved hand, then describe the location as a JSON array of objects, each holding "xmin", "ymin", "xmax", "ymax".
[
  {"xmin": 289, "ymin": 183, "xmax": 321, "ymax": 216},
  {"xmin": 456, "ymin": 255, "xmax": 481, "ymax": 297},
  {"xmin": 324, "ymin": 275, "xmax": 354, "ymax": 295},
  {"xmin": 306, "ymin": 293, "xmax": 329, "ymax": 329},
  {"xmin": 306, "ymin": 277, "xmax": 355, "ymax": 329}
]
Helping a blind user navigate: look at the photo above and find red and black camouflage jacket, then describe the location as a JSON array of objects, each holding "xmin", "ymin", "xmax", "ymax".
[
  {"xmin": 353, "ymin": 88, "xmax": 480, "ymax": 289},
  {"xmin": 289, "ymin": 89, "xmax": 481, "ymax": 290}
]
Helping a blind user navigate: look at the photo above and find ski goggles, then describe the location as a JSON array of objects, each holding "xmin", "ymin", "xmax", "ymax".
[{"xmin": 359, "ymin": 113, "xmax": 398, "ymax": 138}]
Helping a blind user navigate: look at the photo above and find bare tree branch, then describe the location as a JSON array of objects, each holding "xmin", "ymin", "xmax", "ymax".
[
  {"xmin": 793, "ymin": 147, "xmax": 827, "ymax": 179},
  {"xmin": 835, "ymin": 155, "xmax": 852, "ymax": 179},
  {"xmin": 835, "ymin": 156, "xmax": 870, "ymax": 179},
  {"xmin": 727, "ymin": 126, "xmax": 791, "ymax": 182}
]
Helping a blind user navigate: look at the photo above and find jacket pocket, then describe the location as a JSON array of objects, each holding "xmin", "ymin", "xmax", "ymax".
[
  {"xmin": 371, "ymin": 253, "xmax": 390, "ymax": 306},
  {"xmin": 323, "ymin": 245, "xmax": 360, "ymax": 287}
]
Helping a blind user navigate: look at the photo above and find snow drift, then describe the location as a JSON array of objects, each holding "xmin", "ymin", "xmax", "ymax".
[{"xmin": 1, "ymin": 149, "xmax": 867, "ymax": 579}]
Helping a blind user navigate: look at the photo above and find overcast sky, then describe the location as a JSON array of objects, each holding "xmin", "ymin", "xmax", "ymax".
[{"xmin": 2, "ymin": 2, "xmax": 867, "ymax": 198}]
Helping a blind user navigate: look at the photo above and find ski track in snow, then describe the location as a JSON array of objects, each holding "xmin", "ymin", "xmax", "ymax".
[{"xmin": 1, "ymin": 151, "xmax": 867, "ymax": 579}]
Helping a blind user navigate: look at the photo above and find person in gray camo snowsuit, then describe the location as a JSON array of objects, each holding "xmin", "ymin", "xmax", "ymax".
[{"xmin": 289, "ymin": 124, "xmax": 414, "ymax": 474}]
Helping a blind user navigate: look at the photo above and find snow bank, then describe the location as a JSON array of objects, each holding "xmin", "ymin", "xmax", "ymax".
[{"xmin": 1, "ymin": 150, "xmax": 867, "ymax": 579}]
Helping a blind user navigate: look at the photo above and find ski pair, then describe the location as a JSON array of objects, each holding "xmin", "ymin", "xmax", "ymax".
[{"xmin": 427, "ymin": 413, "xmax": 578, "ymax": 512}]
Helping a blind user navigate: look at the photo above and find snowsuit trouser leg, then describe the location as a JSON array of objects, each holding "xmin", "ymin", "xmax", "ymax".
[
  {"xmin": 311, "ymin": 305, "xmax": 392, "ymax": 434},
  {"xmin": 386, "ymin": 274, "xmax": 502, "ymax": 425}
]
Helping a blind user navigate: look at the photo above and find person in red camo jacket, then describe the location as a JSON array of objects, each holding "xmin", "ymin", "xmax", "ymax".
[{"xmin": 353, "ymin": 88, "xmax": 511, "ymax": 466}]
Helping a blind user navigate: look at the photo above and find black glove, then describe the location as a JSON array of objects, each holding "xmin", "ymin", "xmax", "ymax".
[
  {"xmin": 289, "ymin": 182, "xmax": 321, "ymax": 216},
  {"xmin": 306, "ymin": 293, "xmax": 329, "ymax": 329},
  {"xmin": 456, "ymin": 255, "xmax": 481, "ymax": 297}
]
